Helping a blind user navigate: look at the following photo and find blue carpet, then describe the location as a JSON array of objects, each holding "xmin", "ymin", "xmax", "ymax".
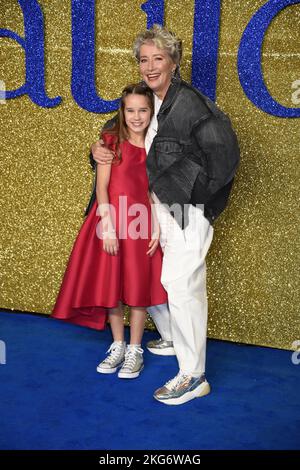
[{"xmin": 0, "ymin": 310, "xmax": 299, "ymax": 450}]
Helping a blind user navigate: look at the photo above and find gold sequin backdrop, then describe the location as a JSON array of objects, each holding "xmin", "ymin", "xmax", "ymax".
[{"xmin": 0, "ymin": 1, "xmax": 299, "ymax": 350}]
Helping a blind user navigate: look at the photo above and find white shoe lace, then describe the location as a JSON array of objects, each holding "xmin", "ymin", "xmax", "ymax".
[
  {"xmin": 165, "ymin": 372, "xmax": 190, "ymax": 390},
  {"xmin": 122, "ymin": 346, "xmax": 143, "ymax": 369},
  {"xmin": 104, "ymin": 342, "xmax": 125, "ymax": 365}
]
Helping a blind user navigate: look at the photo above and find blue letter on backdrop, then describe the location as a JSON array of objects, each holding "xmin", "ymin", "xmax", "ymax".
[
  {"xmin": 141, "ymin": 0, "xmax": 165, "ymax": 27},
  {"xmin": 192, "ymin": 0, "xmax": 221, "ymax": 101},
  {"xmin": 71, "ymin": 0, "xmax": 120, "ymax": 113},
  {"xmin": 0, "ymin": 0, "xmax": 61, "ymax": 106},
  {"xmin": 238, "ymin": 0, "xmax": 300, "ymax": 117}
]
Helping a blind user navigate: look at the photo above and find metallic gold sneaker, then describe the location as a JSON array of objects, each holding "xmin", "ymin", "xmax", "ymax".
[
  {"xmin": 146, "ymin": 338, "xmax": 176, "ymax": 356},
  {"xmin": 118, "ymin": 345, "xmax": 144, "ymax": 379},
  {"xmin": 96, "ymin": 341, "xmax": 126, "ymax": 374},
  {"xmin": 154, "ymin": 372, "xmax": 210, "ymax": 405}
]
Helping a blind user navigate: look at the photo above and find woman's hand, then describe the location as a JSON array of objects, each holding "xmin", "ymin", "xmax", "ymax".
[
  {"xmin": 103, "ymin": 233, "xmax": 119, "ymax": 256},
  {"xmin": 146, "ymin": 228, "xmax": 160, "ymax": 257},
  {"xmin": 91, "ymin": 139, "xmax": 115, "ymax": 165}
]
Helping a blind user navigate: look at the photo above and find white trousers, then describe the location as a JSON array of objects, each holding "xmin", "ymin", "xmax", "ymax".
[{"xmin": 147, "ymin": 194, "xmax": 214, "ymax": 376}]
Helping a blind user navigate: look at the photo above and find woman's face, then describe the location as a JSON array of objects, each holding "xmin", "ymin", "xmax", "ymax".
[
  {"xmin": 139, "ymin": 42, "xmax": 176, "ymax": 100},
  {"xmin": 123, "ymin": 94, "xmax": 152, "ymax": 138}
]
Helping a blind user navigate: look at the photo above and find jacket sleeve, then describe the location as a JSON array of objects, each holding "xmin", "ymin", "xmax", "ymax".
[
  {"xmin": 191, "ymin": 113, "xmax": 240, "ymax": 202},
  {"xmin": 88, "ymin": 115, "xmax": 118, "ymax": 172}
]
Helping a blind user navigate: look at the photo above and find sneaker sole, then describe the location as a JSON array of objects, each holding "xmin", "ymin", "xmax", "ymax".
[
  {"xmin": 154, "ymin": 381, "xmax": 211, "ymax": 405},
  {"xmin": 96, "ymin": 362, "xmax": 123, "ymax": 374},
  {"xmin": 96, "ymin": 366, "xmax": 118, "ymax": 374},
  {"xmin": 147, "ymin": 346, "xmax": 176, "ymax": 356},
  {"xmin": 118, "ymin": 365, "xmax": 144, "ymax": 379}
]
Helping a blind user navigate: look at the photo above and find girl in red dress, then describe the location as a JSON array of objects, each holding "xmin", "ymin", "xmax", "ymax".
[{"xmin": 51, "ymin": 84, "xmax": 167, "ymax": 378}]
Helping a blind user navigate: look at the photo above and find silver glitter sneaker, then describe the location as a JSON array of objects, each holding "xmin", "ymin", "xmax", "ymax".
[
  {"xmin": 146, "ymin": 338, "xmax": 176, "ymax": 356},
  {"xmin": 154, "ymin": 372, "xmax": 210, "ymax": 405},
  {"xmin": 118, "ymin": 345, "xmax": 144, "ymax": 379},
  {"xmin": 96, "ymin": 341, "xmax": 126, "ymax": 374}
]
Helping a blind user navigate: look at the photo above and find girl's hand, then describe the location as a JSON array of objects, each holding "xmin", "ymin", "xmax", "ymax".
[
  {"xmin": 103, "ymin": 233, "xmax": 119, "ymax": 256},
  {"xmin": 146, "ymin": 229, "xmax": 160, "ymax": 257}
]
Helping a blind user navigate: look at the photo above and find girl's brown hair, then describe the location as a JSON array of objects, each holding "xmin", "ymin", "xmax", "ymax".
[{"xmin": 101, "ymin": 83, "xmax": 154, "ymax": 163}]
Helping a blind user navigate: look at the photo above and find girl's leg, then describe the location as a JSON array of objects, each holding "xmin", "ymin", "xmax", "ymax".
[
  {"xmin": 117, "ymin": 307, "xmax": 146, "ymax": 379},
  {"xmin": 108, "ymin": 302, "xmax": 124, "ymax": 342},
  {"xmin": 97, "ymin": 302, "xmax": 125, "ymax": 374},
  {"xmin": 129, "ymin": 307, "xmax": 147, "ymax": 345}
]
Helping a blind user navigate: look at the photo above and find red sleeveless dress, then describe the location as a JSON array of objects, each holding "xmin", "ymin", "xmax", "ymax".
[{"xmin": 51, "ymin": 135, "xmax": 167, "ymax": 330}]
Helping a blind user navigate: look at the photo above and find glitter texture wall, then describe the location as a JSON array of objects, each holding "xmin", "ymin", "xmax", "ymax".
[{"xmin": 0, "ymin": 1, "xmax": 299, "ymax": 349}]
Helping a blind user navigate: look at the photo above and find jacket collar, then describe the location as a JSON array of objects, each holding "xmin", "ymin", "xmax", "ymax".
[{"xmin": 157, "ymin": 76, "xmax": 182, "ymax": 118}]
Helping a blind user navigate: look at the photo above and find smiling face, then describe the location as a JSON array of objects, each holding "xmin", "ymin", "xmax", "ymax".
[
  {"xmin": 139, "ymin": 41, "xmax": 176, "ymax": 100},
  {"xmin": 123, "ymin": 93, "xmax": 152, "ymax": 139}
]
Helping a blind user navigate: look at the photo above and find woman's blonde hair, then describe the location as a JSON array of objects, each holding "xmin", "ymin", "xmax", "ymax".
[{"xmin": 133, "ymin": 24, "xmax": 182, "ymax": 66}]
